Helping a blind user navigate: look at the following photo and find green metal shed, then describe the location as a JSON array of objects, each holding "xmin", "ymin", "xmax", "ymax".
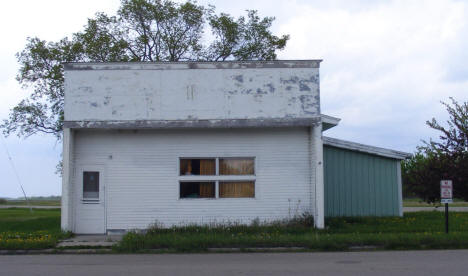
[{"xmin": 323, "ymin": 136, "xmax": 411, "ymax": 217}]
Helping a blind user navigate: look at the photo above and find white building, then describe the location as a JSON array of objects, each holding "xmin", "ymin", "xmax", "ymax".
[{"xmin": 61, "ymin": 60, "xmax": 409, "ymax": 234}]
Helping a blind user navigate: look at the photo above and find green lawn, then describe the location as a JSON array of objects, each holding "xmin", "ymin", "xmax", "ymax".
[
  {"xmin": 2, "ymin": 208, "xmax": 468, "ymax": 252},
  {"xmin": 0, "ymin": 208, "xmax": 70, "ymax": 250},
  {"xmin": 116, "ymin": 212, "xmax": 468, "ymax": 252}
]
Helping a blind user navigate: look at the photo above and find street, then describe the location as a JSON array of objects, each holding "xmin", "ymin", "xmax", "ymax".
[{"xmin": 1, "ymin": 250, "xmax": 467, "ymax": 276}]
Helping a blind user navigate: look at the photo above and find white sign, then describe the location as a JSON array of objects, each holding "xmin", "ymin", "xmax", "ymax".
[{"xmin": 441, "ymin": 180, "xmax": 453, "ymax": 203}]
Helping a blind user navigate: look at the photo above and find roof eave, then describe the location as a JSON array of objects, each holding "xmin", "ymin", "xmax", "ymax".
[
  {"xmin": 323, "ymin": 136, "xmax": 412, "ymax": 160},
  {"xmin": 321, "ymin": 114, "xmax": 341, "ymax": 131}
]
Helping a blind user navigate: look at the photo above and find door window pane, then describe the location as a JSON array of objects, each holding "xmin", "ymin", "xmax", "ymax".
[
  {"xmin": 220, "ymin": 158, "xmax": 254, "ymax": 175},
  {"xmin": 83, "ymin": 171, "xmax": 99, "ymax": 199},
  {"xmin": 219, "ymin": 181, "xmax": 255, "ymax": 198},
  {"xmin": 180, "ymin": 159, "xmax": 215, "ymax": 175},
  {"xmin": 180, "ymin": 182, "xmax": 215, "ymax": 198}
]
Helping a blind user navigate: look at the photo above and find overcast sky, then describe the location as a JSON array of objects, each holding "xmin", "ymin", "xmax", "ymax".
[{"xmin": 1, "ymin": 0, "xmax": 466, "ymax": 198}]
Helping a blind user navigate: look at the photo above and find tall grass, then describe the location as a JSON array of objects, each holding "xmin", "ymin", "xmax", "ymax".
[
  {"xmin": 115, "ymin": 212, "xmax": 468, "ymax": 252},
  {"xmin": 325, "ymin": 212, "xmax": 468, "ymax": 234}
]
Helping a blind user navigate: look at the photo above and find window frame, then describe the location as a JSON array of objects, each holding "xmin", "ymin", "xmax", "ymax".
[
  {"xmin": 79, "ymin": 165, "xmax": 105, "ymax": 204},
  {"xmin": 177, "ymin": 157, "xmax": 256, "ymax": 200},
  {"xmin": 83, "ymin": 171, "xmax": 100, "ymax": 201}
]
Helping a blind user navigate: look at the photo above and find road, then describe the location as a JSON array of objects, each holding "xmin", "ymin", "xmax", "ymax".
[{"xmin": 1, "ymin": 250, "xmax": 468, "ymax": 276}]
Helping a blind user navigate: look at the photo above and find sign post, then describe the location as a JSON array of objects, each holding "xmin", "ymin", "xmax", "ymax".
[{"xmin": 440, "ymin": 180, "xmax": 453, "ymax": 234}]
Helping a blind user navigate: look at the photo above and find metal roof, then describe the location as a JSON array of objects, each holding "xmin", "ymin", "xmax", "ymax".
[{"xmin": 323, "ymin": 136, "xmax": 412, "ymax": 160}]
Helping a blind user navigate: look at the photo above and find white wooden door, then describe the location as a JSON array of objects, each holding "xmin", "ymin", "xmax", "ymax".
[{"xmin": 74, "ymin": 165, "xmax": 106, "ymax": 234}]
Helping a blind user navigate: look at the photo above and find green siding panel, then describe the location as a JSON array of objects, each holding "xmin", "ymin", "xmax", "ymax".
[{"xmin": 324, "ymin": 145, "xmax": 402, "ymax": 217}]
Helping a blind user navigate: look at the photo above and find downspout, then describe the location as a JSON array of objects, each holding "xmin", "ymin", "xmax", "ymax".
[
  {"xmin": 61, "ymin": 128, "xmax": 74, "ymax": 231},
  {"xmin": 311, "ymin": 122, "xmax": 325, "ymax": 228}
]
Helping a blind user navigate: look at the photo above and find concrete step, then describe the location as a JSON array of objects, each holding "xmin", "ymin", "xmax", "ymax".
[{"xmin": 57, "ymin": 234, "xmax": 122, "ymax": 248}]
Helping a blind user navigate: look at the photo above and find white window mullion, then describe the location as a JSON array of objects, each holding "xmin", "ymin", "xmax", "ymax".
[
  {"xmin": 216, "ymin": 158, "xmax": 219, "ymax": 198},
  {"xmin": 178, "ymin": 157, "xmax": 256, "ymax": 199}
]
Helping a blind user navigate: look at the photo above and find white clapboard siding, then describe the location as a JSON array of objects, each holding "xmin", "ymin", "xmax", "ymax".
[{"xmin": 73, "ymin": 127, "xmax": 314, "ymax": 230}]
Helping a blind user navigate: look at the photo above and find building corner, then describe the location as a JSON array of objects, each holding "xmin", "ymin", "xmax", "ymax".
[
  {"xmin": 61, "ymin": 128, "xmax": 73, "ymax": 231},
  {"xmin": 311, "ymin": 123, "xmax": 325, "ymax": 228}
]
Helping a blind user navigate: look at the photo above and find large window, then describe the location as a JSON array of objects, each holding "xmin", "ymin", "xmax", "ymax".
[{"xmin": 179, "ymin": 158, "xmax": 255, "ymax": 199}]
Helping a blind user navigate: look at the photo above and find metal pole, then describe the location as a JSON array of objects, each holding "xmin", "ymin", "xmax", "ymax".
[
  {"xmin": 1, "ymin": 135, "xmax": 32, "ymax": 213},
  {"xmin": 445, "ymin": 203, "xmax": 449, "ymax": 234}
]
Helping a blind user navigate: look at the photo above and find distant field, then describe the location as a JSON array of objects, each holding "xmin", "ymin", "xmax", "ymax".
[
  {"xmin": 0, "ymin": 208, "xmax": 61, "ymax": 232},
  {"xmin": 0, "ymin": 200, "xmax": 60, "ymax": 206},
  {"xmin": 403, "ymin": 198, "xmax": 468, "ymax": 207}
]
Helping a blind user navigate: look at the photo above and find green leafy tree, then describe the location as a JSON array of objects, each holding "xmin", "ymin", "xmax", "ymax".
[
  {"xmin": 403, "ymin": 98, "xmax": 468, "ymax": 202},
  {"xmin": 2, "ymin": 0, "xmax": 289, "ymax": 139}
]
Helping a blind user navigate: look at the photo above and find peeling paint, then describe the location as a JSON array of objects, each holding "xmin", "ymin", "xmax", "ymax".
[
  {"xmin": 265, "ymin": 83, "xmax": 275, "ymax": 93},
  {"xmin": 299, "ymin": 95, "xmax": 318, "ymax": 115},
  {"xmin": 64, "ymin": 117, "xmax": 321, "ymax": 129},
  {"xmin": 256, "ymin": 88, "xmax": 268, "ymax": 95},
  {"xmin": 254, "ymin": 94, "xmax": 263, "ymax": 102},
  {"xmin": 280, "ymin": 76, "xmax": 299, "ymax": 85},
  {"xmin": 299, "ymin": 83, "xmax": 311, "ymax": 92},
  {"xmin": 64, "ymin": 61, "xmax": 321, "ymax": 124},
  {"xmin": 64, "ymin": 60, "xmax": 322, "ymax": 71},
  {"xmin": 78, "ymin": 86, "xmax": 93, "ymax": 93},
  {"xmin": 233, "ymin": 75, "xmax": 244, "ymax": 83}
]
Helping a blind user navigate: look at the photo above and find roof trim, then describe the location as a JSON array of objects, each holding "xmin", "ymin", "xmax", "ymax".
[
  {"xmin": 63, "ymin": 117, "xmax": 321, "ymax": 129},
  {"xmin": 321, "ymin": 114, "xmax": 341, "ymax": 131},
  {"xmin": 323, "ymin": 136, "xmax": 412, "ymax": 160},
  {"xmin": 63, "ymin": 60, "xmax": 322, "ymax": 71}
]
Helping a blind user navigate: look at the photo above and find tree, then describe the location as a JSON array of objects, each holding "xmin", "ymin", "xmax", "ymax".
[
  {"xmin": 2, "ymin": 0, "xmax": 289, "ymax": 140},
  {"xmin": 403, "ymin": 98, "xmax": 468, "ymax": 202}
]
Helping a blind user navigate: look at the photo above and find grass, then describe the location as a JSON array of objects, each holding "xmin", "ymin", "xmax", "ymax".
[
  {"xmin": 403, "ymin": 198, "xmax": 468, "ymax": 207},
  {"xmin": 2, "ymin": 207, "xmax": 468, "ymax": 252},
  {"xmin": 115, "ymin": 212, "xmax": 468, "ymax": 253},
  {"xmin": 0, "ymin": 208, "xmax": 70, "ymax": 250}
]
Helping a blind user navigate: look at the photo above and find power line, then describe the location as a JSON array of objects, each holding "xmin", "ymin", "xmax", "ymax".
[{"xmin": 1, "ymin": 135, "xmax": 32, "ymax": 213}]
